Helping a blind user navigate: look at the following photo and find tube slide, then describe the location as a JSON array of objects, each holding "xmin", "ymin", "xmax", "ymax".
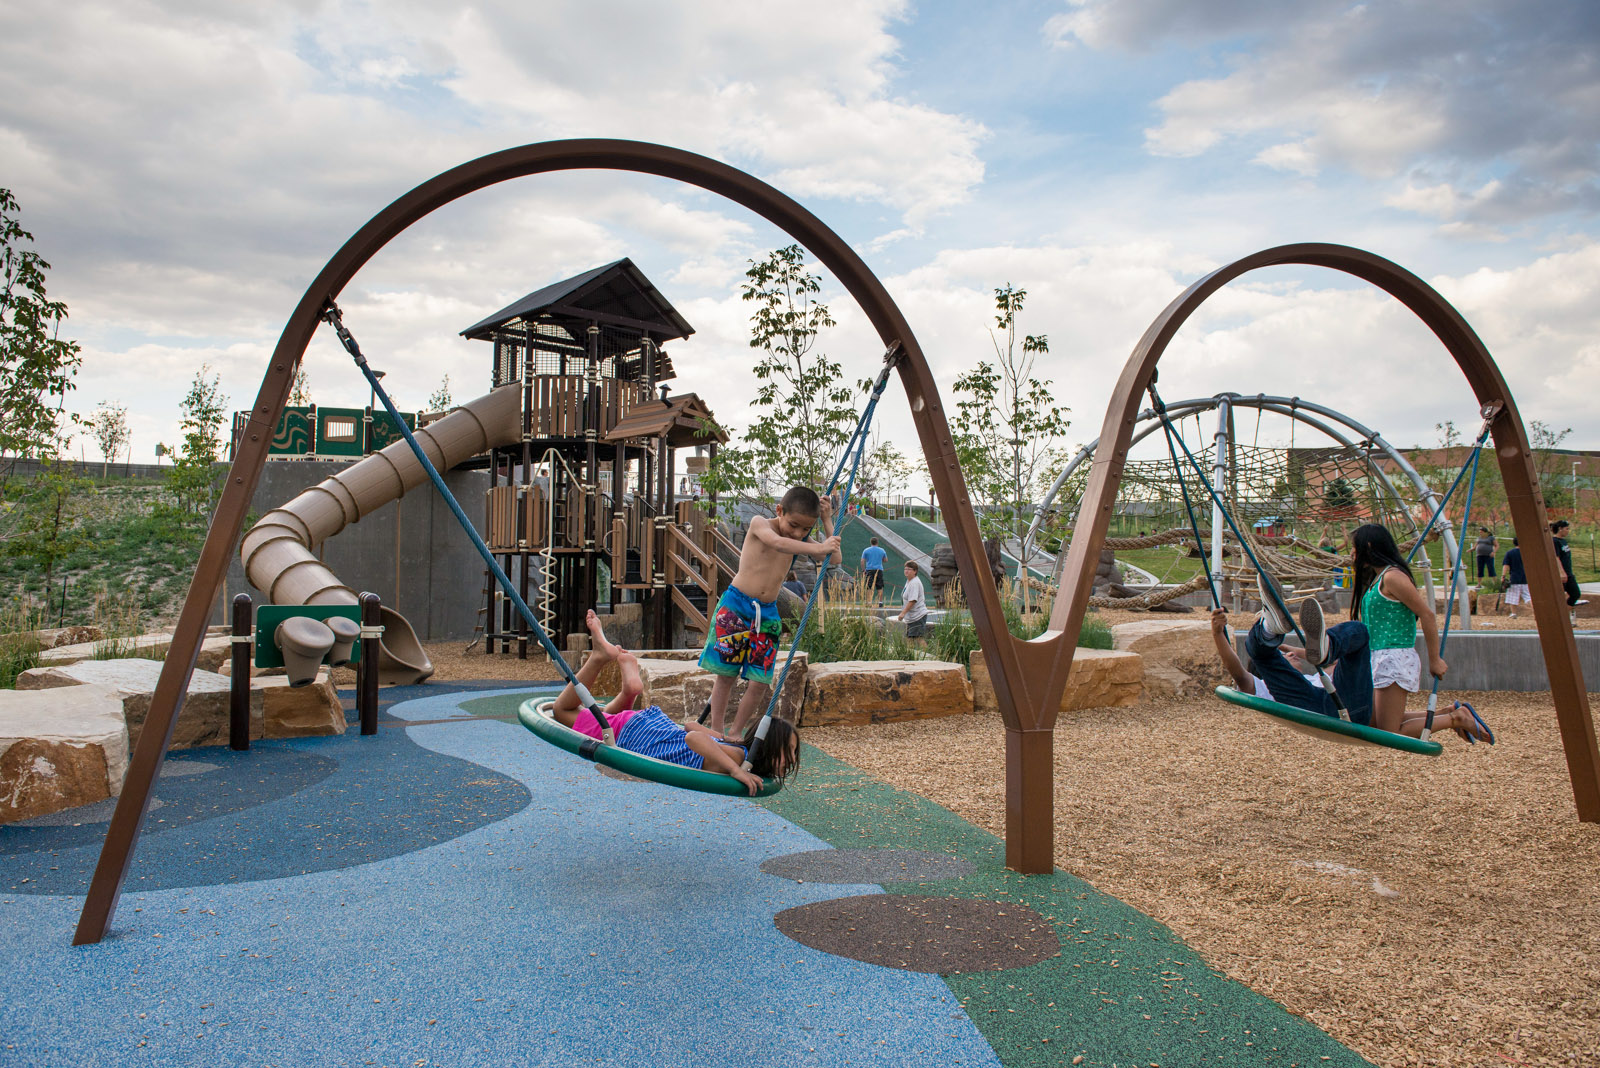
[{"xmin": 241, "ymin": 384, "xmax": 523, "ymax": 684}]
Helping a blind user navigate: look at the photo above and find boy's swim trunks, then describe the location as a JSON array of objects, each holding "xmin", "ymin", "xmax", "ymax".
[{"xmin": 699, "ymin": 585, "xmax": 782, "ymax": 684}]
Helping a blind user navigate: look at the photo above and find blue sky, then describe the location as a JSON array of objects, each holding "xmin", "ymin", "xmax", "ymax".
[{"xmin": 2, "ymin": 0, "xmax": 1596, "ymax": 470}]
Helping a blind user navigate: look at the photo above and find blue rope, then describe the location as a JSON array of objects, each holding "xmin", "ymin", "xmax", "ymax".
[
  {"xmin": 1404, "ymin": 423, "xmax": 1493, "ymax": 568},
  {"xmin": 1422, "ymin": 430, "xmax": 1487, "ymax": 738},
  {"xmin": 322, "ymin": 304, "xmax": 614, "ymax": 741},
  {"xmin": 742, "ymin": 356, "xmax": 898, "ymax": 766},
  {"xmin": 1155, "ymin": 407, "xmax": 1220, "ymax": 610}
]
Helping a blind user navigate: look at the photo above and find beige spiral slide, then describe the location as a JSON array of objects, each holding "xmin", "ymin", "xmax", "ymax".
[{"xmin": 240, "ymin": 384, "xmax": 523, "ymax": 684}]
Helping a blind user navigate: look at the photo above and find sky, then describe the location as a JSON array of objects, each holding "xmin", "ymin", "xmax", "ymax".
[{"xmin": 3, "ymin": 0, "xmax": 1598, "ymax": 476}]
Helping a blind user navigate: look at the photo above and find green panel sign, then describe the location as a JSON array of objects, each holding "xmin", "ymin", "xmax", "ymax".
[
  {"xmin": 270, "ymin": 407, "xmax": 315, "ymax": 456},
  {"xmin": 366, "ymin": 409, "xmax": 416, "ymax": 452},
  {"xmin": 315, "ymin": 407, "xmax": 366, "ymax": 457},
  {"xmin": 254, "ymin": 604, "xmax": 365, "ymax": 669}
]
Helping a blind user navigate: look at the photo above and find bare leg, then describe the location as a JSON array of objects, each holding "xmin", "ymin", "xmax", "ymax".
[
  {"xmin": 728, "ymin": 680, "xmax": 771, "ymax": 738},
  {"xmin": 1397, "ymin": 703, "xmax": 1488, "ymax": 742},
  {"xmin": 1370, "ymin": 683, "xmax": 1409, "ymax": 734},
  {"xmin": 552, "ymin": 609, "xmax": 628, "ymax": 726},
  {"xmin": 705, "ymin": 673, "xmax": 737, "ymax": 734}
]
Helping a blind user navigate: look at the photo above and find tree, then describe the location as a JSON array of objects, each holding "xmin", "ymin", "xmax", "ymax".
[
  {"xmin": 1323, "ymin": 476, "xmax": 1356, "ymax": 514},
  {"xmin": 1, "ymin": 189, "xmax": 82, "ymax": 479},
  {"xmin": 950, "ymin": 285, "xmax": 1072, "ymax": 544},
  {"xmin": 858, "ymin": 433, "xmax": 912, "ymax": 506},
  {"xmin": 427, "ymin": 374, "xmax": 453, "ymax": 412},
  {"xmin": 740, "ymin": 246, "xmax": 860, "ymax": 490},
  {"xmin": 288, "ymin": 366, "xmax": 313, "ymax": 407},
  {"xmin": 87, "ymin": 401, "xmax": 130, "ymax": 478},
  {"xmin": 8, "ymin": 454, "xmax": 94, "ymax": 601},
  {"xmin": 1529, "ymin": 420, "xmax": 1575, "ymax": 512},
  {"xmin": 166, "ymin": 365, "xmax": 229, "ymax": 517}
]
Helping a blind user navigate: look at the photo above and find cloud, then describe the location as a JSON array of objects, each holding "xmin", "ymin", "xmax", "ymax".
[{"xmin": 1049, "ymin": 0, "xmax": 1600, "ymax": 229}]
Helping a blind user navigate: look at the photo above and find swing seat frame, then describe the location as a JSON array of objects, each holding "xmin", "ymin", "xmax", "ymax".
[
  {"xmin": 1215, "ymin": 686, "xmax": 1443, "ymax": 756},
  {"xmin": 519, "ymin": 699, "xmax": 783, "ymax": 797}
]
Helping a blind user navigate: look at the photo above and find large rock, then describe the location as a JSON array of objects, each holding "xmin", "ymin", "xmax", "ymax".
[
  {"xmin": 39, "ymin": 631, "xmax": 173, "ymax": 667},
  {"xmin": 0, "ymin": 685, "xmax": 130, "ymax": 824},
  {"xmin": 969, "ymin": 647, "xmax": 1142, "ymax": 715},
  {"xmin": 639, "ymin": 652, "xmax": 808, "ymax": 725},
  {"xmin": 800, "ymin": 659, "xmax": 970, "ymax": 727},
  {"xmin": 27, "ymin": 626, "xmax": 103, "ymax": 650},
  {"xmin": 1111, "ymin": 619, "xmax": 1223, "ymax": 699},
  {"xmin": 16, "ymin": 658, "xmax": 252, "ymax": 749},
  {"xmin": 253, "ymin": 669, "xmax": 345, "ymax": 738}
]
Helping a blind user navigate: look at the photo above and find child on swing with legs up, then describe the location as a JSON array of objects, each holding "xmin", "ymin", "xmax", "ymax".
[{"xmin": 551, "ymin": 611, "xmax": 801, "ymax": 795}]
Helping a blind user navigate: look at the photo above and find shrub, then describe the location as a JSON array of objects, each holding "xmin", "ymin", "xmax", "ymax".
[{"xmin": 0, "ymin": 600, "xmax": 45, "ymax": 689}]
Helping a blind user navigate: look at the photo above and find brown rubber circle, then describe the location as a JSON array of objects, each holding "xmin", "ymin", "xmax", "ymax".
[{"xmin": 774, "ymin": 893, "xmax": 1059, "ymax": 974}]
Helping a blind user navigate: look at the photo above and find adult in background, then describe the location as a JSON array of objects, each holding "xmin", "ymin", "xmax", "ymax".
[
  {"xmin": 1473, "ymin": 526, "xmax": 1497, "ymax": 580},
  {"xmin": 860, "ymin": 537, "xmax": 888, "ymax": 606},
  {"xmin": 1501, "ymin": 538, "xmax": 1529, "ymax": 620},
  {"xmin": 1552, "ymin": 520, "xmax": 1585, "ymax": 612}
]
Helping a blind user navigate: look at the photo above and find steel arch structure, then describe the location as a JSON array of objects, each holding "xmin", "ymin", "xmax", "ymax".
[{"xmin": 1021, "ymin": 391, "xmax": 1467, "ymax": 613}]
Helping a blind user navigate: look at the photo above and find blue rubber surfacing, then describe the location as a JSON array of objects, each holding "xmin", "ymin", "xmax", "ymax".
[{"xmin": 0, "ymin": 683, "xmax": 1370, "ymax": 1067}]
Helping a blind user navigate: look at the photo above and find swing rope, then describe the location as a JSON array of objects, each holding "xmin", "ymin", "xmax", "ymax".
[{"xmin": 733, "ymin": 345, "xmax": 902, "ymax": 772}]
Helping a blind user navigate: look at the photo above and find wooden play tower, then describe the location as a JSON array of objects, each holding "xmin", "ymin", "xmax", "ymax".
[{"xmin": 465, "ymin": 258, "xmax": 736, "ymax": 654}]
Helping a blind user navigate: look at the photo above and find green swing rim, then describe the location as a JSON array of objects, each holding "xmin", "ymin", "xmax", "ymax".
[
  {"xmin": 518, "ymin": 698, "xmax": 784, "ymax": 797},
  {"xmin": 1215, "ymin": 686, "xmax": 1444, "ymax": 756}
]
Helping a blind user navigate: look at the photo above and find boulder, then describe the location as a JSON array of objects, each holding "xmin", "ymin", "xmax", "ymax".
[
  {"xmin": 640, "ymin": 652, "xmax": 808, "ymax": 725},
  {"xmin": 1112, "ymin": 619, "xmax": 1223, "ymax": 699},
  {"xmin": 27, "ymin": 625, "xmax": 103, "ymax": 650},
  {"xmin": 38, "ymin": 630, "xmax": 177, "ymax": 667},
  {"xmin": 800, "ymin": 659, "xmax": 970, "ymax": 727},
  {"xmin": 0, "ymin": 685, "xmax": 130, "ymax": 824},
  {"xmin": 253, "ymin": 669, "xmax": 345, "ymax": 738},
  {"xmin": 969, "ymin": 647, "xmax": 1142, "ymax": 715},
  {"xmin": 16, "ymin": 658, "xmax": 251, "ymax": 750}
]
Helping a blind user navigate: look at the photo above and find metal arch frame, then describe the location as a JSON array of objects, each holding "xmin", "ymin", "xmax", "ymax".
[
  {"xmin": 1021, "ymin": 392, "xmax": 1461, "ymax": 607},
  {"xmin": 1048, "ymin": 242, "xmax": 1599, "ymax": 824},
  {"xmin": 73, "ymin": 138, "xmax": 1068, "ymax": 944}
]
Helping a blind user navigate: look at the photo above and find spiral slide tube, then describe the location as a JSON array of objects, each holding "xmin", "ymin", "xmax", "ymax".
[{"xmin": 239, "ymin": 384, "xmax": 523, "ymax": 683}]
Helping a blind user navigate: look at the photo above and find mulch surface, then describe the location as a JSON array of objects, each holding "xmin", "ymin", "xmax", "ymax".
[{"xmin": 806, "ymin": 687, "xmax": 1600, "ymax": 1068}]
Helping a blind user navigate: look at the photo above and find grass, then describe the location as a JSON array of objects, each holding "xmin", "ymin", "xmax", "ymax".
[
  {"xmin": 89, "ymin": 587, "xmax": 166, "ymax": 661},
  {"xmin": 0, "ymin": 600, "xmax": 45, "ymax": 689}
]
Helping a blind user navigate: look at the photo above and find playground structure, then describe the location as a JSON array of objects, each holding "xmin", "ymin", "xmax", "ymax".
[
  {"xmin": 461, "ymin": 259, "xmax": 734, "ymax": 653},
  {"xmin": 71, "ymin": 140, "xmax": 1599, "ymax": 947},
  {"xmin": 1024, "ymin": 392, "xmax": 1472, "ymax": 620}
]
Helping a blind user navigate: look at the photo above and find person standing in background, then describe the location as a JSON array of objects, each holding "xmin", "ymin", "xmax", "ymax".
[{"xmin": 1473, "ymin": 526, "xmax": 1497, "ymax": 580}]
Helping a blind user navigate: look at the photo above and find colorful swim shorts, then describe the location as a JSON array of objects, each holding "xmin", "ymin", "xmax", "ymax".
[{"xmin": 699, "ymin": 585, "xmax": 782, "ymax": 684}]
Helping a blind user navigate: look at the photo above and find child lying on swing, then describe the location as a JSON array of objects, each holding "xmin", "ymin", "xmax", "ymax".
[{"xmin": 550, "ymin": 610, "xmax": 802, "ymax": 795}]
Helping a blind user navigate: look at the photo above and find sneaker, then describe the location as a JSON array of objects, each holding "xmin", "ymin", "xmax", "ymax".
[
  {"xmin": 1298, "ymin": 596, "xmax": 1330, "ymax": 670},
  {"xmin": 1257, "ymin": 572, "xmax": 1294, "ymax": 636}
]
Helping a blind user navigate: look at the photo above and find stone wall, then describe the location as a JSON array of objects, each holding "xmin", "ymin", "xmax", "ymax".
[{"xmin": 968, "ymin": 647, "xmax": 1142, "ymax": 715}]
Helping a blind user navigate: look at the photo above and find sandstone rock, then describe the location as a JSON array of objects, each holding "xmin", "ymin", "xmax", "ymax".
[
  {"xmin": 39, "ymin": 631, "xmax": 172, "ymax": 667},
  {"xmin": 28, "ymin": 626, "xmax": 103, "ymax": 650},
  {"xmin": 1111, "ymin": 619, "xmax": 1222, "ymax": 699},
  {"xmin": 969, "ymin": 647, "xmax": 1142, "ymax": 715},
  {"xmin": 0, "ymin": 685, "xmax": 130, "ymax": 824},
  {"xmin": 800, "ymin": 659, "xmax": 970, "ymax": 727},
  {"xmin": 639, "ymin": 652, "xmax": 808, "ymax": 725},
  {"xmin": 253, "ymin": 669, "xmax": 345, "ymax": 738},
  {"xmin": 194, "ymin": 634, "xmax": 235, "ymax": 673},
  {"xmin": 17, "ymin": 658, "xmax": 251, "ymax": 750}
]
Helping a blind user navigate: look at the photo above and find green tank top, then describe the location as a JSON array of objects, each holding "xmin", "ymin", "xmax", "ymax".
[{"xmin": 1361, "ymin": 568, "xmax": 1418, "ymax": 650}]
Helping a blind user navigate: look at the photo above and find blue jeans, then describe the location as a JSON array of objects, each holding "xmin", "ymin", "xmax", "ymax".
[{"xmin": 1244, "ymin": 620, "xmax": 1374, "ymax": 726}]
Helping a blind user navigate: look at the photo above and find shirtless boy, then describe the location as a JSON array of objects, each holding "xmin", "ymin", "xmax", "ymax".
[{"xmin": 700, "ymin": 486, "xmax": 841, "ymax": 737}]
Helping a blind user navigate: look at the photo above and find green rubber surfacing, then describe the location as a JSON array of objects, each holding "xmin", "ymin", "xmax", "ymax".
[
  {"xmin": 518, "ymin": 698, "xmax": 782, "ymax": 797},
  {"xmin": 1215, "ymin": 686, "xmax": 1443, "ymax": 756}
]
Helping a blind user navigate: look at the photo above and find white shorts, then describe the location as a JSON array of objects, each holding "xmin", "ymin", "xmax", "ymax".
[
  {"xmin": 1504, "ymin": 583, "xmax": 1531, "ymax": 605},
  {"xmin": 1371, "ymin": 647, "xmax": 1421, "ymax": 692}
]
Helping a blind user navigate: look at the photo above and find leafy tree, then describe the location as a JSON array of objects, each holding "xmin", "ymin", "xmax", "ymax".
[
  {"xmin": 87, "ymin": 401, "xmax": 130, "ymax": 478},
  {"xmin": 1529, "ymin": 420, "xmax": 1575, "ymax": 512},
  {"xmin": 950, "ymin": 285, "xmax": 1072, "ymax": 545},
  {"xmin": 1, "ymin": 189, "xmax": 82, "ymax": 480},
  {"xmin": 8, "ymin": 455, "xmax": 94, "ymax": 598},
  {"xmin": 1323, "ymin": 476, "xmax": 1356, "ymax": 514},
  {"xmin": 166, "ymin": 365, "xmax": 229, "ymax": 517},
  {"xmin": 288, "ymin": 366, "xmax": 313, "ymax": 407},
  {"xmin": 427, "ymin": 374, "xmax": 453, "ymax": 412},
  {"xmin": 740, "ymin": 246, "xmax": 860, "ymax": 490},
  {"xmin": 858, "ymin": 434, "xmax": 911, "ymax": 506}
]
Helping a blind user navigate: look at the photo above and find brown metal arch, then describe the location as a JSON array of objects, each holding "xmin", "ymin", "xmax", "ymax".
[
  {"xmin": 74, "ymin": 139, "xmax": 1064, "ymax": 944},
  {"xmin": 1050, "ymin": 242, "xmax": 1599, "ymax": 821}
]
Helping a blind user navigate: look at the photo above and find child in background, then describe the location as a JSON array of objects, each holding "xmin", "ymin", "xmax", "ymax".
[
  {"xmin": 551, "ymin": 611, "xmax": 800, "ymax": 795},
  {"xmin": 897, "ymin": 561, "xmax": 929, "ymax": 640},
  {"xmin": 700, "ymin": 486, "xmax": 841, "ymax": 738}
]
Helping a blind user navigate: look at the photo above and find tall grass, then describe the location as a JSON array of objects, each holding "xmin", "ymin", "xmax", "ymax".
[
  {"xmin": 91, "ymin": 587, "xmax": 164, "ymax": 661},
  {"xmin": 795, "ymin": 578, "xmax": 922, "ymax": 664},
  {"xmin": 0, "ymin": 600, "xmax": 46, "ymax": 689},
  {"xmin": 926, "ymin": 578, "xmax": 1113, "ymax": 672}
]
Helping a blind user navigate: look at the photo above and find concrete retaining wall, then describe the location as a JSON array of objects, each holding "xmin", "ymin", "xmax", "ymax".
[
  {"xmin": 1235, "ymin": 628, "xmax": 1598, "ymax": 692},
  {"xmin": 211, "ymin": 460, "xmax": 489, "ymax": 640}
]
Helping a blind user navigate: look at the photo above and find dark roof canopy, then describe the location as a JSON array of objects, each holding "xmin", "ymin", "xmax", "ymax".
[
  {"xmin": 603, "ymin": 393, "xmax": 727, "ymax": 448},
  {"xmin": 460, "ymin": 258, "xmax": 694, "ymax": 342}
]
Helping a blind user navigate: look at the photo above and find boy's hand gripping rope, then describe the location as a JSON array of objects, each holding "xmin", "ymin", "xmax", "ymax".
[{"xmin": 321, "ymin": 301, "xmax": 614, "ymax": 743}]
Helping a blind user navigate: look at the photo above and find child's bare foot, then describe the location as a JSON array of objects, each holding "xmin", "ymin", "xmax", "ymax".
[
  {"xmin": 584, "ymin": 609, "xmax": 623, "ymax": 661},
  {"xmin": 616, "ymin": 650, "xmax": 643, "ymax": 706}
]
